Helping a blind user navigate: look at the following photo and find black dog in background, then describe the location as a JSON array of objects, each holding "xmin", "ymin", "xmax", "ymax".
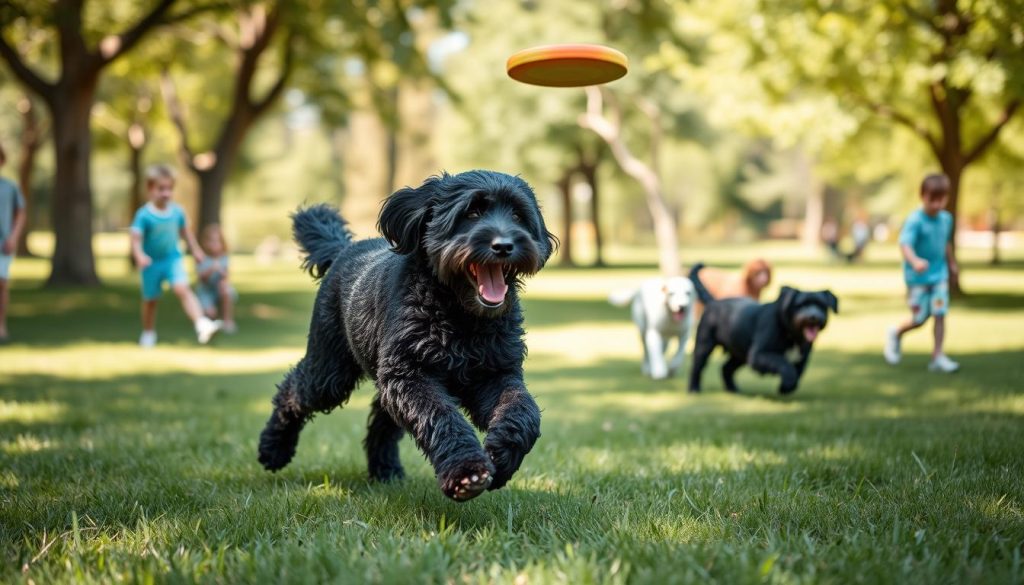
[
  {"xmin": 258, "ymin": 170, "xmax": 556, "ymax": 501},
  {"xmin": 688, "ymin": 263, "xmax": 838, "ymax": 394}
]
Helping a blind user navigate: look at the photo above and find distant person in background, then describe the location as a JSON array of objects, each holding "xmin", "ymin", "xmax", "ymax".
[
  {"xmin": 197, "ymin": 224, "xmax": 238, "ymax": 334},
  {"xmin": 0, "ymin": 144, "xmax": 27, "ymax": 343},
  {"xmin": 884, "ymin": 173, "xmax": 959, "ymax": 373},
  {"xmin": 130, "ymin": 164, "xmax": 222, "ymax": 347},
  {"xmin": 845, "ymin": 215, "xmax": 871, "ymax": 263},
  {"xmin": 821, "ymin": 218, "xmax": 842, "ymax": 260}
]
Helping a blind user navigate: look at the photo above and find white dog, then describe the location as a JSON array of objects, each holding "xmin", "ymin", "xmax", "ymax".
[{"xmin": 609, "ymin": 277, "xmax": 696, "ymax": 380}]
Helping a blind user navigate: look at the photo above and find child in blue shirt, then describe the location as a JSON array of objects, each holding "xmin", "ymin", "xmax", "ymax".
[
  {"xmin": 884, "ymin": 173, "xmax": 959, "ymax": 372},
  {"xmin": 197, "ymin": 224, "xmax": 238, "ymax": 334},
  {"xmin": 130, "ymin": 164, "xmax": 221, "ymax": 347}
]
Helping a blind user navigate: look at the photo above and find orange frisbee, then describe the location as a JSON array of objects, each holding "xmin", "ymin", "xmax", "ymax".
[{"xmin": 507, "ymin": 44, "xmax": 628, "ymax": 87}]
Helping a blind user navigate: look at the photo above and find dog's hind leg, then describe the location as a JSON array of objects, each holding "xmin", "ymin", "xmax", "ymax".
[
  {"xmin": 258, "ymin": 293, "xmax": 363, "ymax": 472},
  {"xmin": 688, "ymin": 323, "xmax": 716, "ymax": 393},
  {"xmin": 258, "ymin": 364, "xmax": 313, "ymax": 471},
  {"xmin": 364, "ymin": 395, "xmax": 406, "ymax": 482},
  {"xmin": 721, "ymin": 355, "xmax": 744, "ymax": 393}
]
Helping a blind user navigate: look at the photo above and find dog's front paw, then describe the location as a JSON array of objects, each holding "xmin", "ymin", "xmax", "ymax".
[
  {"xmin": 438, "ymin": 458, "xmax": 494, "ymax": 502},
  {"xmin": 650, "ymin": 365, "xmax": 669, "ymax": 380},
  {"xmin": 779, "ymin": 382, "xmax": 799, "ymax": 394}
]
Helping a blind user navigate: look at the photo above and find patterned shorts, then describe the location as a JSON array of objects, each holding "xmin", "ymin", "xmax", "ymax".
[{"xmin": 907, "ymin": 281, "xmax": 949, "ymax": 324}]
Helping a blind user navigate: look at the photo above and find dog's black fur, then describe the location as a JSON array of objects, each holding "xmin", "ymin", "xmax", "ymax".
[
  {"xmin": 258, "ymin": 170, "xmax": 556, "ymax": 501},
  {"xmin": 688, "ymin": 264, "xmax": 838, "ymax": 394}
]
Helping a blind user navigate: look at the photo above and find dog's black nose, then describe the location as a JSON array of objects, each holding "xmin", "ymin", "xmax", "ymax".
[{"xmin": 491, "ymin": 238, "xmax": 514, "ymax": 257}]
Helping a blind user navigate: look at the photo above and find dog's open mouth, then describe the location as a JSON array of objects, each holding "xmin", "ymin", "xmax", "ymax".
[
  {"xmin": 468, "ymin": 262, "xmax": 510, "ymax": 307},
  {"xmin": 672, "ymin": 308, "xmax": 687, "ymax": 323},
  {"xmin": 803, "ymin": 324, "xmax": 821, "ymax": 343}
]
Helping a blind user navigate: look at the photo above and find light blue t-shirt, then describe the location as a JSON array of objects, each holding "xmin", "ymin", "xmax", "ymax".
[
  {"xmin": 130, "ymin": 202, "xmax": 187, "ymax": 261},
  {"xmin": 899, "ymin": 208, "xmax": 953, "ymax": 286},
  {"xmin": 0, "ymin": 177, "xmax": 26, "ymax": 242}
]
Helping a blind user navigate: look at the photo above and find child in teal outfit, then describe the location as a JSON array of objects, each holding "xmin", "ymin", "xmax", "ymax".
[
  {"xmin": 130, "ymin": 164, "xmax": 221, "ymax": 347},
  {"xmin": 884, "ymin": 173, "xmax": 960, "ymax": 373}
]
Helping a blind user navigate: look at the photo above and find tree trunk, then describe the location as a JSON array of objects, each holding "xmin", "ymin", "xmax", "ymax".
[
  {"xmin": 128, "ymin": 142, "xmax": 145, "ymax": 223},
  {"xmin": 579, "ymin": 161, "xmax": 604, "ymax": 267},
  {"xmin": 126, "ymin": 130, "xmax": 146, "ymax": 269},
  {"xmin": 795, "ymin": 148, "xmax": 824, "ymax": 250},
  {"xmin": 941, "ymin": 160, "xmax": 964, "ymax": 296},
  {"xmin": 579, "ymin": 88, "xmax": 680, "ymax": 276},
  {"xmin": 16, "ymin": 96, "xmax": 43, "ymax": 257},
  {"xmin": 47, "ymin": 84, "xmax": 100, "ymax": 286},
  {"xmin": 197, "ymin": 164, "xmax": 231, "ymax": 230},
  {"xmin": 556, "ymin": 170, "xmax": 574, "ymax": 267},
  {"xmin": 989, "ymin": 180, "xmax": 1002, "ymax": 266}
]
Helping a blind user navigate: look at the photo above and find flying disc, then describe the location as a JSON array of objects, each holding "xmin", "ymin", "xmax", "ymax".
[{"xmin": 507, "ymin": 44, "xmax": 628, "ymax": 87}]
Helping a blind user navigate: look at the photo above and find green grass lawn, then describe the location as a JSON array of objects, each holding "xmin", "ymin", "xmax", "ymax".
[{"xmin": 2, "ymin": 240, "xmax": 1023, "ymax": 584}]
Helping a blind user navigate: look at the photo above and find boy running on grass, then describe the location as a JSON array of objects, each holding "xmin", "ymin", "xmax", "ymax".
[
  {"xmin": 130, "ymin": 164, "xmax": 221, "ymax": 347},
  {"xmin": 884, "ymin": 173, "xmax": 959, "ymax": 373}
]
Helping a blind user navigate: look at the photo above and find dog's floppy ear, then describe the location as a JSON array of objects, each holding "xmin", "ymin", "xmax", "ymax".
[
  {"xmin": 777, "ymin": 286, "xmax": 799, "ymax": 314},
  {"xmin": 378, "ymin": 182, "xmax": 435, "ymax": 254},
  {"xmin": 531, "ymin": 210, "xmax": 558, "ymax": 267},
  {"xmin": 820, "ymin": 290, "xmax": 839, "ymax": 314}
]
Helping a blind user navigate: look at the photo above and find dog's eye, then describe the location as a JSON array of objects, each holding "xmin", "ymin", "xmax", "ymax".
[
  {"xmin": 511, "ymin": 211, "xmax": 522, "ymax": 222},
  {"xmin": 466, "ymin": 210, "xmax": 481, "ymax": 220}
]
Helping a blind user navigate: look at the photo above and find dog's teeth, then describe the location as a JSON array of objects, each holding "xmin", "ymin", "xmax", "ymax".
[{"xmin": 471, "ymin": 474, "xmax": 479, "ymax": 482}]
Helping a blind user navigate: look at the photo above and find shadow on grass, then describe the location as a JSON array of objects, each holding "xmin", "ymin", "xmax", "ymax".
[{"xmin": 6, "ymin": 283, "xmax": 313, "ymax": 348}]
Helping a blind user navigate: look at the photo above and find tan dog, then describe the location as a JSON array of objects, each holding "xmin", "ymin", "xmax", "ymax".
[{"xmin": 688, "ymin": 259, "xmax": 772, "ymax": 302}]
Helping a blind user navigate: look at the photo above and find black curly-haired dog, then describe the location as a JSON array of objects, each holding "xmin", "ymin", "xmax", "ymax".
[
  {"xmin": 688, "ymin": 263, "xmax": 838, "ymax": 394},
  {"xmin": 258, "ymin": 170, "xmax": 556, "ymax": 502}
]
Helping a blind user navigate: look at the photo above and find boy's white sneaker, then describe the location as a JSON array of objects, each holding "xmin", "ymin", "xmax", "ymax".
[
  {"xmin": 139, "ymin": 330, "xmax": 157, "ymax": 348},
  {"xmin": 196, "ymin": 317, "xmax": 223, "ymax": 345},
  {"xmin": 883, "ymin": 327, "xmax": 901, "ymax": 365},
  {"xmin": 928, "ymin": 354, "xmax": 960, "ymax": 373}
]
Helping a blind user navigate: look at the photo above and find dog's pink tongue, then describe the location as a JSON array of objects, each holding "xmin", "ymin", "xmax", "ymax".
[
  {"xmin": 804, "ymin": 325, "xmax": 820, "ymax": 342},
  {"xmin": 475, "ymin": 263, "xmax": 508, "ymax": 304}
]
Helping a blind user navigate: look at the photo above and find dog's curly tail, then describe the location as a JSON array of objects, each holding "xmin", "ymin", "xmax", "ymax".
[
  {"xmin": 688, "ymin": 262, "xmax": 715, "ymax": 304},
  {"xmin": 292, "ymin": 204, "xmax": 354, "ymax": 280}
]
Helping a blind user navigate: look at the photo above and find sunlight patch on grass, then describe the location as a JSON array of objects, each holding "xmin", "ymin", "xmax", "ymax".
[
  {"xmin": 0, "ymin": 401, "xmax": 66, "ymax": 424},
  {"xmin": 0, "ymin": 400, "xmax": 67, "ymax": 424},
  {"xmin": 526, "ymin": 327, "xmax": 638, "ymax": 364},
  {"xmin": 1, "ymin": 346, "xmax": 301, "ymax": 380},
  {"xmin": 2, "ymin": 433, "xmax": 58, "ymax": 455}
]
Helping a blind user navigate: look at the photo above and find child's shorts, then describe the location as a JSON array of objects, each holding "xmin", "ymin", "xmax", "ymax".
[
  {"xmin": 196, "ymin": 282, "xmax": 238, "ymax": 312},
  {"xmin": 907, "ymin": 280, "xmax": 949, "ymax": 324},
  {"xmin": 141, "ymin": 257, "xmax": 189, "ymax": 300},
  {"xmin": 0, "ymin": 253, "xmax": 12, "ymax": 280}
]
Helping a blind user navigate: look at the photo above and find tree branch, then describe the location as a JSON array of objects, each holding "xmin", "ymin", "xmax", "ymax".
[
  {"xmin": 859, "ymin": 95, "xmax": 942, "ymax": 159},
  {"xmin": 578, "ymin": 87, "xmax": 657, "ymax": 191},
  {"xmin": 252, "ymin": 33, "xmax": 294, "ymax": 118},
  {"xmin": 99, "ymin": 0, "xmax": 176, "ymax": 64},
  {"xmin": 964, "ymin": 100, "xmax": 1021, "ymax": 165},
  {"xmin": 0, "ymin": 33, "xmax": 55, "ymax": 100}
]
